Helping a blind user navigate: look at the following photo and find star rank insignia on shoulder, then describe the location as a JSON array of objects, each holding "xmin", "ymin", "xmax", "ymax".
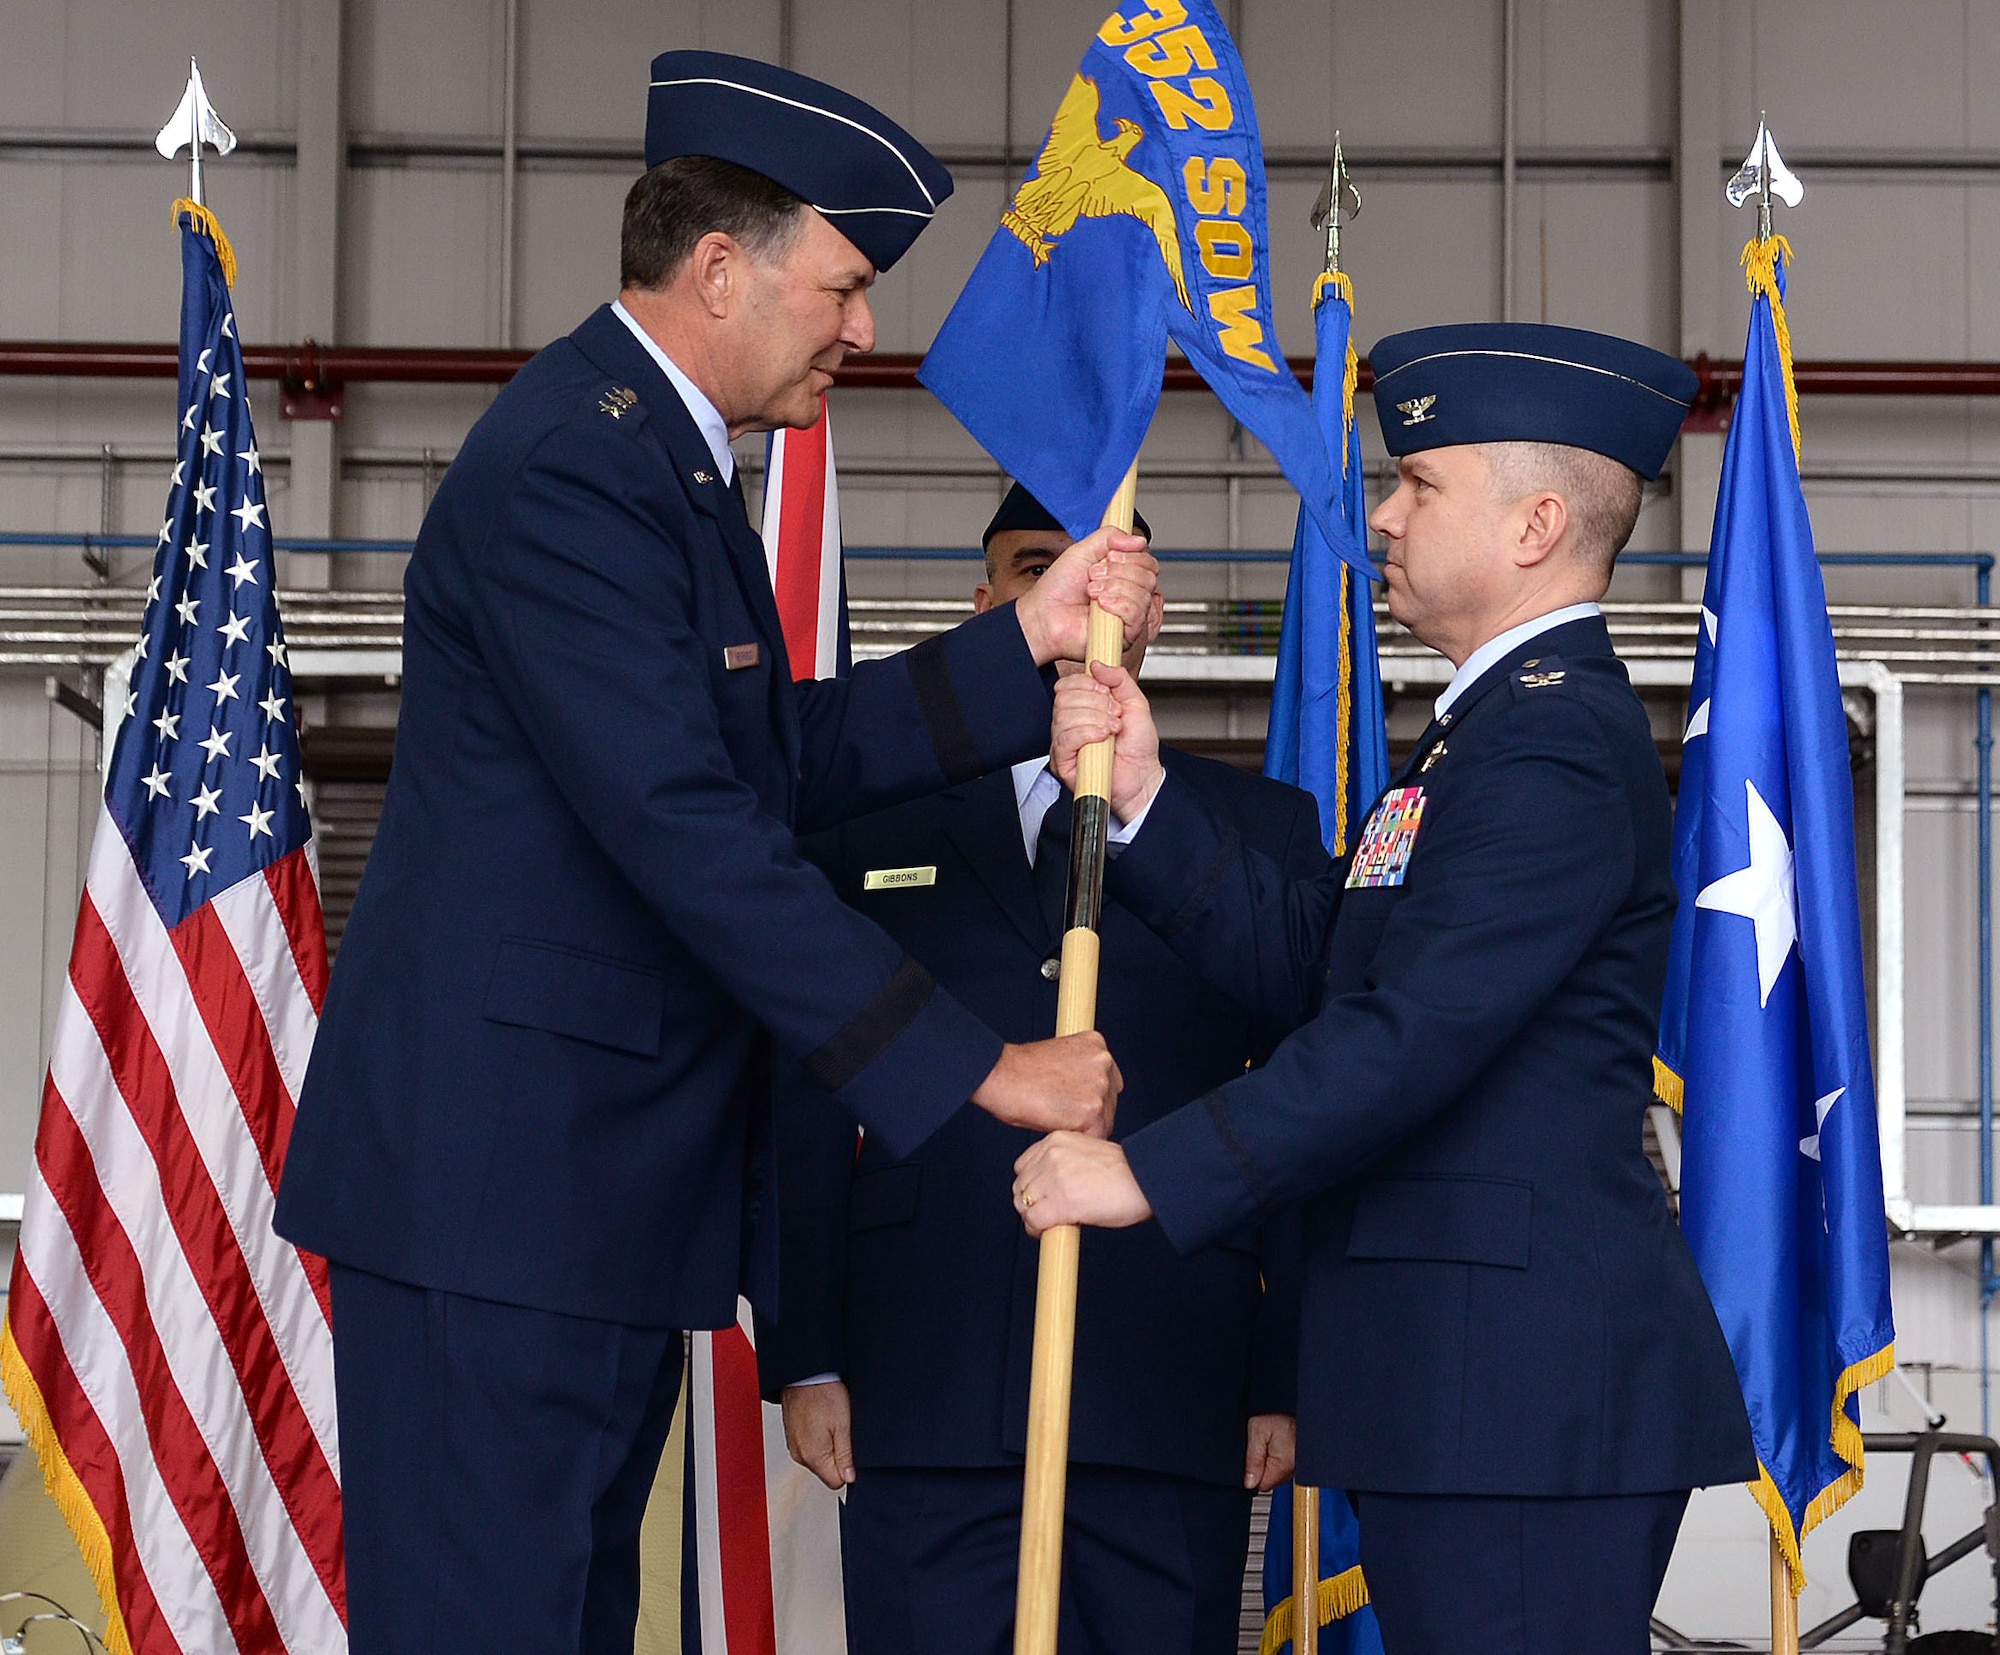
[{"xmin": 598, "ymin": 385, "xmax": 640, "ymax": 420}]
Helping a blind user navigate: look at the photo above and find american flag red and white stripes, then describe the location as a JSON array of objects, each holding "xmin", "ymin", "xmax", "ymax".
[
  {"xmin": 758, "ymin": 397, "xmax": 847, "ymax": 680},
  {"xmin": 1, "ymin": 205, "xmax": 345, "ymax": 1655},
  {"xmin": 684, "ymin": 402, "xmax": 851, "ymax": 1655}
]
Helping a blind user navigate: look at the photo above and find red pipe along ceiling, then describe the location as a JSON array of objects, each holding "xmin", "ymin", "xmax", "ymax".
[{"xmin": 2, "ymin": 342, "xmax": 1998, "ymax": 412}]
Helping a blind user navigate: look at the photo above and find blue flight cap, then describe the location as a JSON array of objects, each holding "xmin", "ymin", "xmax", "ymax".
[
  {"xmin": 1369, "ymin": 323, "xmax": 1697, "ymax": 481},
  {"xmin": 645, "ymin": 51, "xmax": 953, "ymax": 273},
  {"xmin": 983, "ymin": 482, "xmax": 1150, "ymax": 550}
]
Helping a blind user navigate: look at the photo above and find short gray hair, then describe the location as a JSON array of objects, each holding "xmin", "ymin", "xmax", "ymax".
[
  {"xmin": 619, "ymin": 156, "xmax": 807, "ymax": 290},
  {"xmin": 1480, "ymin": 442, "xmax": 1643, "ymax": 571}
]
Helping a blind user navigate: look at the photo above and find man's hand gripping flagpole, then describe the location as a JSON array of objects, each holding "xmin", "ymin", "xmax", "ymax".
[
  {"xmin": 1014, "ymin": 461, "xmax": 1137, "ymax": 1655},
  {"xmin": 914, "ymin": 7, "xmax": 1359, "ymax": 1646}
]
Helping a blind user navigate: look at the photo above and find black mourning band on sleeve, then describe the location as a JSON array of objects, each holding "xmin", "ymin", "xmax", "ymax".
[
  {"xmin": 1158, "ymin": 824, "xmax": 1242, "ymax": 942},
  {"xmin": 1203, "ymin": 1091, "xmax": 1282, "ymax": 1217},
  {"xmin": 906, "ymin": 636, "xmax": 985, "ymax": 786},
  {"xmin": 803, "ymin": 953, "xmax": 936, "ymax": 1093}
]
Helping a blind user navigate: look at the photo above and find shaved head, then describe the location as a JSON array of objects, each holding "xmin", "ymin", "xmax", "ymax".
[{"xmin": 1480, "ymin": 442, "xmax": 1643, "ymax": 573}]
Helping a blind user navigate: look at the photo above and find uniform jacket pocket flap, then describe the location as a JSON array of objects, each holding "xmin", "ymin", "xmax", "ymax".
[
  {"xmin": 483, "ymin": 937, "xmax": 667, "ymax": 1057},
  {"xmin": 847, "ymin": 1164, "xmax": 922, "ymax": 1233},
  {"xmin": 1346, "ymin": 1176, "xmax": 1532, "ymax": 1269}
]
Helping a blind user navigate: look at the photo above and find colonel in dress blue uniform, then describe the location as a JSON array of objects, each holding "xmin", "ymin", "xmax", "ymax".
[
  {"xmin": 1014, "ymin": 325, "xmax": 1758, "ymax": 1655},
  {"xmin": 758, "ymin": 487, "xmax": 1320, "ymax": 1655},
  {"xmin": 273, "ymin": 57, "xmax": 1158, "ymax": 1655}
]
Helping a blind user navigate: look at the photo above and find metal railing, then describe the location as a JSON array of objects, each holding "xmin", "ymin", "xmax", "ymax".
[{"xmin": 8, "ymin": 585, "xmax": 2000, "ymax": 681}]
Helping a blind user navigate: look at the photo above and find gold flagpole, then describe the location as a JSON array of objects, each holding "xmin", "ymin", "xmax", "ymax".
[
  {"xmin": 1285, "ymin": 135, "xmax": 1361, "ymax": 1655},
  {"xmin": 1013, "ymin": 460, "xmax": 1138, "ymax": 1655},
  {"xmin": 1291, "ymin": 1483, "xmax": 1321, "ymax": 1655},
  {"xmin": 1726, "ymin": 114, "xmax": 1808, "ymax": 1655}
]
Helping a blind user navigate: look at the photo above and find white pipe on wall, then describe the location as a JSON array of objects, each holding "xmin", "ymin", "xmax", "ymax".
[
  {"xmin": 1500, "ymin": 0, "xmax": 1519, "ymax": 321},
  {"xmin": 498, "ymin": 0, "xmax": 520, "ymax": 351}
]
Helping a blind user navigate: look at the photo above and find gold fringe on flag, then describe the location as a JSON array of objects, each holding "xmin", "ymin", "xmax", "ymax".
[
  {"xmin": 1740, "ymin": 235, "xmax": 1800, "ymax": 465},
  {"xmin": 1653, "ymin": 1054, "xmax": 1684, "ymax": 1114},
  {"xmin": 1754, "ymin": 1341, "xmax": 1895, "ymax": 1597},
  {"xmin": 1308, "ymin": 268, "xmax": 1363, "ymax": 856},
  {"xmin": 1332, "ymin": 576, "xmax": 1355, "ymax": 856},
  {"xmin": 1258, "ymin": 1564, "xmax": 1372, "ymax": 1655},
  {"xmin": 0, "ymin": 1316, "xmax": 137, "ymax": 1655},
  {"xmin": 171, "ymin": 198, "xmax": 238, "ymax": 289},
  {"xmin": 1311, "ymin": 270, "xmax": 1360, "ymax": 457}
]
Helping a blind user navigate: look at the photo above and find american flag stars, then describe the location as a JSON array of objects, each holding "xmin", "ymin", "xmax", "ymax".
[{"xmin": 107, "ymin": 284, "xmax": 311, "ymax": 919}]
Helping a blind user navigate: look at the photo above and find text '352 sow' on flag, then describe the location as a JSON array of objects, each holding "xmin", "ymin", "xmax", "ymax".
[{"xmin": 919, "ymin": 0, "xmax": 1361, "ymax": 570}]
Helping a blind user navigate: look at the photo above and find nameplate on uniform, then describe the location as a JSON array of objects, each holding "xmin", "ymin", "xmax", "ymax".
[
  {"xmin": 863, "ymin": 865, "xmax": 937, "ymax": 891},
  {"xmin": 1346, "ymin": 786, "xmax": 1427, "ymax": 888},
  {"xmin": 723, "ymin": 643, "xmax": 762, "ymax": 671}
]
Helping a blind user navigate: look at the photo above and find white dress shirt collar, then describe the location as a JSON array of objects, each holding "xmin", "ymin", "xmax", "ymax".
[
  {"xmin": 611, "ymin": 300, "xmax": 734, "ymax": 483},
  {"xmin": 1434, "ymin": 602, "xmax": 1602, "ymax": 720},
  {"xmin": 1012, "ymin": 758, "xmax": 1059, "ymax": 862},
  {"xmin": 1009, "ymin": 755, "xmax": 1147, "ymax": 862}
]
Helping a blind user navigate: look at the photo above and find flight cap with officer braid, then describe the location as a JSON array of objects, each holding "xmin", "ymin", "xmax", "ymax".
[
  {"xmin": 1369, "ymin": 322, "xmax": 1697, "ymax": 481},
  {"xmin": 646, "ymin": 51, "xmax": 954, "ymax": 273}
]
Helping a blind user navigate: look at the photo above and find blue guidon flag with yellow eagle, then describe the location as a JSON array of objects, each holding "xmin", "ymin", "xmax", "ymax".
[{"xmin": 921, "ymin": 0, "xmax": 1362, "ymax": 569}]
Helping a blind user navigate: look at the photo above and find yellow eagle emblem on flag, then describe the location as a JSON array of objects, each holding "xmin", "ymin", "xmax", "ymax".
[{"xmin": 1001, "ymin": 73, "xmax": 1193, "ymax": 313}]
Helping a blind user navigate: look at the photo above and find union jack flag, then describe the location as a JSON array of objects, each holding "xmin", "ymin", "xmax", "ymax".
[{"xmin": 1, "ymin": 206, "xmax": 345, "ymax": 1655}]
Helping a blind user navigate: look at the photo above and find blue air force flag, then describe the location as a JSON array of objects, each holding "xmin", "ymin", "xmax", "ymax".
[
  {"xmin": 919, "ymin": 0, "xmax": 1360, "ymax": 569},
  {"xmin": 1656, "ymin": 237, "xmax": 1895, "ymax": 1590},
  {"xmin": 1265, "ymin": 272, "xmax": 1389, "ymax": 857}
]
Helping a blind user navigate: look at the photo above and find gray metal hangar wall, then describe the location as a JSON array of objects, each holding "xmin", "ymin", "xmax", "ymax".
[{"xmin": 3, "ymin": 0, "xmax": 2000, "ymax": 1640}]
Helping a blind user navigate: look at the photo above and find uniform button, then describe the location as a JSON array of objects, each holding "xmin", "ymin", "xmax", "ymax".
[{"xmin": 1040, "ymin": 958, "xmax": 1061, "ymax": 981}]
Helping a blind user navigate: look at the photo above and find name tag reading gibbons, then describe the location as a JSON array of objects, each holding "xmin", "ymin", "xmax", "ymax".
[{"xmin": 863, "ymin": 866, "xmax": 938, "ymax": 891}]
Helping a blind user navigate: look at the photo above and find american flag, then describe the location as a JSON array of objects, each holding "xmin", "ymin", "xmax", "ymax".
[
  {"xmin": 1, "ymin": 207, "xmax": 345, "ymax": 1655},
  {"xmin": 685, "ymin": 402, "xmax": 849, "ymax": 1655},
  {"xmin": 758, "ymin": 397, "xmax": 847, "ymax": 677}
]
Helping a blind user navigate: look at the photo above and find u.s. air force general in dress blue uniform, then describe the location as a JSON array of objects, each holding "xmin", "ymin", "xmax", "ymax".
[
  {"xmin": 274, "ymin": 55, "xmax": 1064, "ymax": 1655},
  {"xmin": 1097, "ymin": 326, "xmax": 1758, "ymax": 1655},
  {"xmin": 760, "ymin": 586, "xmax": 1324, "ymax": 1654}
]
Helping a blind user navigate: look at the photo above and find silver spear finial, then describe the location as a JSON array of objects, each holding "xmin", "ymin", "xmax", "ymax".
[
  {"xmin": 1311, "ymin": 132, "xmax": 1363, "ymax": 275},
  {"xmin": 1726, "ymin": 113, "xmax": 1802, "ymax": 242},
  {"xmin": 154, "ymin": 59, "xmax": 236, "ymax": 206}
]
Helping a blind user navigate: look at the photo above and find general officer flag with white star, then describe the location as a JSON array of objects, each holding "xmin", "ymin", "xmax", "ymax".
[{"xmin": 1655, "ymin": 234, "xmax": 1894, "ymax": 1595}]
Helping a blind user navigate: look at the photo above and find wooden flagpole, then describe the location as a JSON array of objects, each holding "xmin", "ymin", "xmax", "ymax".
[
  {"xmin": 1013, "ymin": 460, "xmax": 1139, "ymax": 1655},
  {"xmin": 1771, "ymin": 1536, "xmax": 1798, "ymax": 1655},
  {"xmin": 1292, "ymin": 1483, "xmax": 1321, "ymax": 1655}
]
